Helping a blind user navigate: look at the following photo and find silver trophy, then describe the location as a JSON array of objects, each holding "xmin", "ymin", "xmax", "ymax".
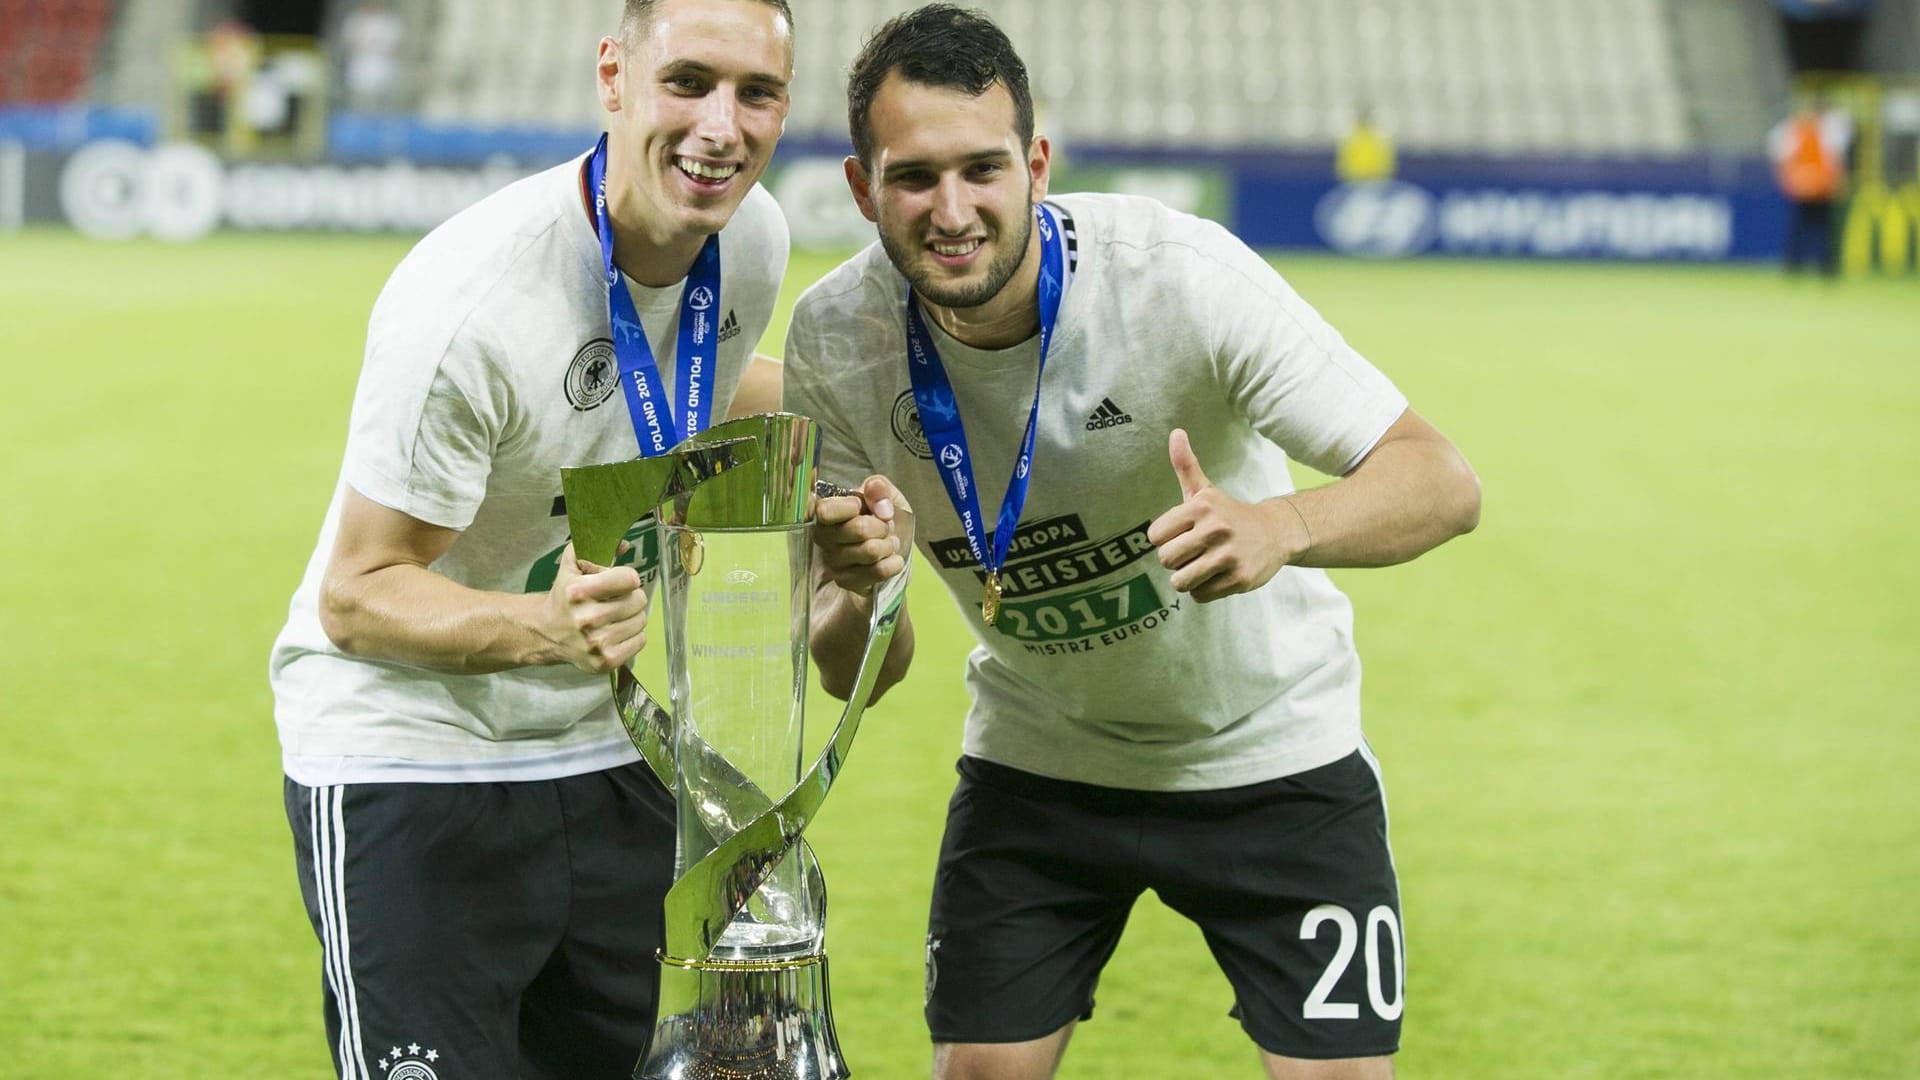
[{"xmin": 562, "ymin": 413, "xmax": 911, "ymax": 1080}]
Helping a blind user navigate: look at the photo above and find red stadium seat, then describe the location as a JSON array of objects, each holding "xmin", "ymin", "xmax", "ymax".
[
  {"xmin": 2, "ymin": 0, "xmax": 112, "ymax": 104},
  {"xmin": 48, "ymin": 2, "xmax": 99, "ymax": 33},
  {"xmin": 22, "ymin": 44, "xmax": 89, "ymax": 103}
]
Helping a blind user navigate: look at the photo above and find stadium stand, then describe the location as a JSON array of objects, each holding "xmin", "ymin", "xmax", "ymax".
[
  {"xmin": 392, "ymin": 0, "xmax": 1709, "ymax": 157},
  {"xmin": 1670, "ymin": 0, "xmax": 1791, "ymax": 153},
  {"xmin": 102, "ymin": 0, "xmax": 195, "ymax": 111},
  {"xmin": 47, "ymin": 0, "xmax": 1835, "ymax": 162}
]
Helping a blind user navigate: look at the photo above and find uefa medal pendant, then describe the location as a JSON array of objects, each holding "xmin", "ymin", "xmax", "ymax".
[
  {"xmin": 678, "ymin": 529, "xmax": 705, "ymax": 577},
  {"xmin": 982, "ymin": 571, "xmax": 1002, "ymax": 627}
]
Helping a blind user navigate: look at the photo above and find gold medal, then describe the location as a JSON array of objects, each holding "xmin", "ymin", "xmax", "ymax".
[
  {"xmin": 677, "ymin": 529, "xmax": 705, "ymax": 577},
  {"xmin": 982, "ymin": 571, "xmax": 1002, "ymax": 627}
]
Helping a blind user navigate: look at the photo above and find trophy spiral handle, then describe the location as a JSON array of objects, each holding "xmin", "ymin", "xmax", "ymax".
[{"xmin": 661, "ymin": 551, "xmax": 910, "ymax": 960}]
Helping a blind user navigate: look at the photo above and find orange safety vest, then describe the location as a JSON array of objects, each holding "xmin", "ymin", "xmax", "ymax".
[{"xmin": 1777, "ymin": 117, "xmax": 1843, "ymax": 202}]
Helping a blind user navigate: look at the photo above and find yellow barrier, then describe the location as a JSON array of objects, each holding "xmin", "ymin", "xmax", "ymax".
[
  {"xmin": 1803, "ymin": 74, "xmax": 1918, "ymax": 276},
  {"xmin": 1841, "ymin": 181, "xmax": 1920, "ymax": 275}
]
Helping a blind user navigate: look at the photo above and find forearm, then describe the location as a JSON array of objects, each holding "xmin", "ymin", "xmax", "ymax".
[
  {"xmin": 726, "ymin": 354, "xmax": 785, "ymax": 419},
  {"xmin": 1284, "ymin": 433, "xmax": 1481, "ymax": 569},
  {"xmin": 320, "ymin": 563, "xmax": 558, "ymax": 675},
  {"xmin": 809, "ymin": 581, "xmax": 915, "ymax": 703}
]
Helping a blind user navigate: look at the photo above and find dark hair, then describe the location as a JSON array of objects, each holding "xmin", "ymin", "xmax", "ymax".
[
  {"xmin": 621, "ymin": 0, "xmax": 794, "ymax": 47},
  {"xmin": 847, "ymin": 4, "xmax": 1033, "ymax": 167}
]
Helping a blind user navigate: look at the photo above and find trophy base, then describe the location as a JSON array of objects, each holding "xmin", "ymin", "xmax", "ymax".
[{"xmin": 636, "ymin": 952, "xmax": 849, "ymax": 1080}]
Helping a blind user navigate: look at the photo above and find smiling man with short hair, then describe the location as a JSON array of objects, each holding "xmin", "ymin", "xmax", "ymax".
[
  {"xmin": 790, "ymin": 6, "xmax": 1480, "ymax": 1078},
  {"xmin": 269, "ymin": 2, "xmax": 795, "ymax": 1075}
]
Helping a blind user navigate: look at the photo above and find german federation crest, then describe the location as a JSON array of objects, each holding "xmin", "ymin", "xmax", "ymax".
[
  {"xmin": 891, "ymin": 390, "xmax": 933, "ymax": 459},
  {"xmin": 565, "ymin": 339, "xmax": 619, "ymax": 411}
]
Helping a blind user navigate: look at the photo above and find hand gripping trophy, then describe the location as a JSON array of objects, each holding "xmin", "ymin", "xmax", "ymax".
[{"xmin": 561, "ymin": 413, "xmax": 911, "ymax": 1080}]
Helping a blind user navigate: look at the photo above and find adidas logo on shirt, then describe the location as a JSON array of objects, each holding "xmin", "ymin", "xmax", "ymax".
[
  {"xmin": 1085, "ymin": 398, "xmax": 1133, "ymax": 431},
  {"xmin": 717, "ymin": 309, "xmax": 741, "ymax": 343}
]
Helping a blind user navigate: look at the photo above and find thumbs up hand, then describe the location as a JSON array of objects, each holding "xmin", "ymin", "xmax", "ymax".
[
  {"xmin": 1168, "ymin": 425, "xmax": 1212, "ymax": 499},
  {"xmin": 1145, "ymin": 429, "xmax": 1309, "ymax": 603}
]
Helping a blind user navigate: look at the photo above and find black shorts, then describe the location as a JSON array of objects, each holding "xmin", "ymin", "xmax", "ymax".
[
  {"xmin": 924, "ymin": 750, "xmax": 1403, "ymax": 1060},
  {"xmin": 284, "ymin": 762, "xmax": 675, "ymax": 1080}
]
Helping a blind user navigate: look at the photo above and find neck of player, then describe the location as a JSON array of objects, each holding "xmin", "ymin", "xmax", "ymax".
[
  {"xmin": 925, "ymin": 224, "xmax": 1045, "ymax": 351},
  {"xmin": 605, "ymin": 157, "xmax": 712, "ymax": 288}
]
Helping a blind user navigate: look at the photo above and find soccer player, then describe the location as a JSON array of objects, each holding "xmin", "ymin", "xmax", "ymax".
[
  {"xmin": 787, "ymin": 7, "xmax": 1481, "ymax": 1078},
  {"xmin": 267, "ymin": 1, "xmax": 794, "ymax": 1076}
]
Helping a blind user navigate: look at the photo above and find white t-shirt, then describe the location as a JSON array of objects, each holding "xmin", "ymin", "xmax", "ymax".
[
  {"xmin": 783, "ymin": 193, "xmax": 1406, "ymax": 792},
  {"xmin": 340, "ymin": 8, "xmax": 403, "ymax": 99},
  {"xmin": 270, "ymin": 154, "xmax": 789, "ymax": 786}
]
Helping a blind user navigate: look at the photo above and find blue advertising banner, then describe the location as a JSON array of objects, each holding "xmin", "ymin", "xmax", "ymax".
[
  {"xmin": 1233, "ymin": 156, "xmax": 1791, "ymax": 262},
  {"xmin": 5, "ymin": 109, "xmax": 1797, "ymax": 263},
  {"xmin": 0, "ymin": 105, "xmax": 157, "ymax": 150}
]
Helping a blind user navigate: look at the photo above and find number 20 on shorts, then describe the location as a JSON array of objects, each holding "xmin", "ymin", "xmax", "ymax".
[{"xmin": 1300, "ymin": 903, "xmax": 1405, "ymax": 1022}]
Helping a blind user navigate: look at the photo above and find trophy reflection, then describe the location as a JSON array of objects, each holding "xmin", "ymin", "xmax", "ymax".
[{"xmin": 562, "ymin": 413, "xmax": 910, "ymax": 1080}]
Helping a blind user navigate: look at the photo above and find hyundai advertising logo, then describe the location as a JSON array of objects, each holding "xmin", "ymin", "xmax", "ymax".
[{"xmin": 1313, "ymin": 181, "xmax": 1438, "ymax": 259}]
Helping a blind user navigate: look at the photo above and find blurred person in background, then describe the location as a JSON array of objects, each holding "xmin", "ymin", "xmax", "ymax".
[
  {"xmin": 207, "ymin": 8, "xmax": 259, "ymax": 90},
  {"xmin": 340, "ymin": 0, "xmax": 404, "ymax": 113},
  {"xmin": 1769, "ymin": 94, "xmax": 1853, "ymax": 277},
  {"xmin": 188, "ymin": 7, "xmax": 259, "ymax": 135},
  {"xmin": 786, "ymin": 6, "xmax": 1479, "ymax": 1079},
  {"xmin": 1336, "ymin": 104, "xmax": 1397, "ymax": 183},
  {"xmin": 266, "ymin": 1, "xmax": 794, "ymax": 1076}
]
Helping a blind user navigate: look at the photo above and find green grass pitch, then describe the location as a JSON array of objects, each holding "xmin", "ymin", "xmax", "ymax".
[{"xmin": 0, "ymin": 230, "xmax": 1915, "ymax": 1078}]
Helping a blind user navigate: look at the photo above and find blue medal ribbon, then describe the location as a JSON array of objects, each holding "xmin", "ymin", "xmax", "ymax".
[
  {"xmin": 588, "ymin": 134, "xmax": 721, "ymax": 457},
  {"xmin": 904, "ymin": 204, "xmax": 1067, "ymax": 624}
]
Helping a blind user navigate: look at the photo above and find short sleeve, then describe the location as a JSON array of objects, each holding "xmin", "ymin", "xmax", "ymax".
[
  {"xmin": 727, "ymin": 185, "xmax": 791, "ymax": 360},
  {"xmin": 1194, "ymin": 222, "xmax": 1407, "ymax": 476},
  {"xmin": 341, "ymin": 297, "xmax": 508, "ymax": 530}
]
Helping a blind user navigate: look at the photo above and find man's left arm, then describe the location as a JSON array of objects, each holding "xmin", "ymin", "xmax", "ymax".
[{"xmin": 1148, "ymin": 410, "xmax": 1479, "ymax": 602}]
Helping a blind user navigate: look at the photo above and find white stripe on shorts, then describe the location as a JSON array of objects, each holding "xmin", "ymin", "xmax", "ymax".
[
  {"xmin": 311, "ymin": 785, "xmax": 370, "ymax": 1080},
  {"xmin": 1355, "ymin": 740, "xmax": 1406, "ymax": 975},
  {"xmin": 1355, "ymin": 740, "xmax": 1397, "ymax": 874},
  {"xmin": 309, "ymin": 787, "xmax": 348, "ymax": 1073}
]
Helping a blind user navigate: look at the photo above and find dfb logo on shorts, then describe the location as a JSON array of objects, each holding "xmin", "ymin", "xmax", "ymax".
[
  {"xmin": 377, "ymin": 1040, "xmax": 443, "ymax": 1080},
  {"xmin": 565, "ymin": 339, "xmax": 619, "ymax": 411},
  {"xmin": 891, "ymin": 390, "xmax": 933, "ymax": 459}
]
